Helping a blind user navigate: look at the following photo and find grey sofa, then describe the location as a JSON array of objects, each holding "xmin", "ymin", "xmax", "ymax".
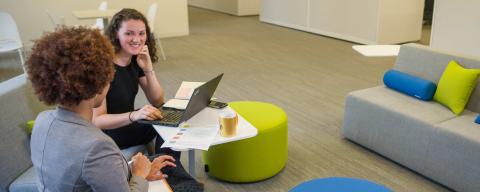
[
  {"xmin": 0, "ymin": 74, "xmax": 149, "ymax": 192},
  {"xmin": 343, "ymin": 43, "xmax": 480, "ymax": 192}
]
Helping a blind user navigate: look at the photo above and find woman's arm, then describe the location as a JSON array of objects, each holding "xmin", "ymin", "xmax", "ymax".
[
  {"xmin": 83, "ymin": 140, "xmax": 149, "ymax": 192},
  {"xmin": 136, "ymin": 45, "xmax": 164, "ymax": 107},
  {"xmin": 139, "ymin": 74, "xmax": 164, "ymax": 107},
  {"xmin": 92, "ymin": 99, "xmax": 133, "ymax": 130},
  {"xmin": 93, "ymin": 99, "xmax": 163, "ymax": 130}
]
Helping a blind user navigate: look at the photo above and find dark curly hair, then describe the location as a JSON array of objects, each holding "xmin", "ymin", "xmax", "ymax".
[
  {"xmin": 26, "ymin": 26, "xmax": 115, "ymax": 106},
  {"xmin": 105, "ymin": 8, "xmax": 158, "ymax": 63}
]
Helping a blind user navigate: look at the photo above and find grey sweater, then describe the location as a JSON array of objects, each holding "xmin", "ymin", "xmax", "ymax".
[{"xmin": 30, "ymin": 107, "xmax": 148, "ymax": 192}]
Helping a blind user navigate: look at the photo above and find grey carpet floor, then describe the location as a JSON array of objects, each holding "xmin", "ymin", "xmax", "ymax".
[{"xmin": 0, "ymin": 6, "xmax": 449, "ymax": 192}]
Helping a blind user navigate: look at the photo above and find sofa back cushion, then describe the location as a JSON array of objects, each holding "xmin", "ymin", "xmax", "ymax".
[
  {"xmin": 395, "ymin": 43, "xmax": 480, "ymax": 113},
  {"xmin": 0, "ymin": 74, "xmax": 47, "ymax": 191}
]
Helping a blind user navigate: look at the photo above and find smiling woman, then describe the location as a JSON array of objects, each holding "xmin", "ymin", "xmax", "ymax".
[
  {"xmin": 93, "ymin": 8, "xmax": 170, "ymax": 154},
  {"xmin": 105, "ymin": 8, "xmax": 158, "ymax": 62},
  {"xmin": 92, "ymin": 9, "xmax": 202, "ymax": 191}
]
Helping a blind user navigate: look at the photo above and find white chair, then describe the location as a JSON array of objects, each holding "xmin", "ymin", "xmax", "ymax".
[
  {"xmin": 93, "ymin": 1, "xmax": 108, "ymax": 30},
  {"xmin": 45, "ymin": 10, "xmax": 65, "ymax": 29},
  {"xmin": 147, "ymin": 3, "xmax": 166, "ymax": 61},
  {"xmin": 0, "ymin": 12, "xmax": 25, "ymax": 72}
]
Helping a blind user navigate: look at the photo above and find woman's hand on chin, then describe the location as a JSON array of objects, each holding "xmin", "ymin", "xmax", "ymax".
[{"xmin": 137, "ymin": 45, "xmax": 153, "ymax": 71}]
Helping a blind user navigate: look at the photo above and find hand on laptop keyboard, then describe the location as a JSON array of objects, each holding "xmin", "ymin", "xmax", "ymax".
[{"xmin": 131, "ymin": 104, "xmax": 164, "ymax": 121}]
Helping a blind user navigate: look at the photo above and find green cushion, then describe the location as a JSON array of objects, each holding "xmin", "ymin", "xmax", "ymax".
[
  {"xmin": 203, "ymin": 101, "xmax": 288, "ymax": 182},
  {"xmin": 26, "ymin": 120, "xmax": 35, "ymax": 134},
  {"xmin": 433, "ymin": 60, "xmax": 480, "ymax": 115}
]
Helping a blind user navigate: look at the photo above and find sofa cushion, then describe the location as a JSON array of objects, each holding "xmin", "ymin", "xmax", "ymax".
[
  {"xmin": 433, "ymin": 60, "xmax": 480, "ymax": 115},
  {"xmin": 394, "ymin": 43, "xmax": 480, "ymax": 113},
  {"xmin": 9, "ymin": 167, "xmax": 38, "ymax": 192},
  {"xmin": 346, "ymin": 86, "xmax": 455, "ymax": 123},
  {"xmin": 383, "ymin": 69, "xmax": 436, "ymax": 101},
  {"xmin": 424, "ymin": 111, "xmax": 480, "ymax": 192},
  {"xmin": 343, "ymin": 86, "xmax": 456, "ymax": 172},
  {"xmin": 0, "ymin": 75, "xmax": 35, "ymax": 191}
]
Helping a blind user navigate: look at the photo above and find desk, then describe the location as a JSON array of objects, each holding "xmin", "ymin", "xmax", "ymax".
[
  {"xmin": 352, "ymin": 45, "xmax": 400, "ymax": 57},
  {"xmin": 72, "ymin": 9, "xmax": 119, "ymax": 32},
  {"xmin": 153, "ymin": 106, "xmax": 258, "ymax": 177}
]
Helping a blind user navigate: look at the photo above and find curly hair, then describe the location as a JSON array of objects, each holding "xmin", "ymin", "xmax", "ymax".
[
  {"xmin": 26, "ymin": 26, "xmax": 115, "ymax": 106},
  {"xmin": 105, "ymin": 8, "xmax": 158, "ymax": 63}
]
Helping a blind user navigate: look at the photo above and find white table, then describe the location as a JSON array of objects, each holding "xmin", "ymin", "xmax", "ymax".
[
  {"xmin": 72, "ymin": 9, "xmax": 119, "ymax": 32},
  {"xmin": 153, "ymin": 106, "xmax": 258, "ymax": 177},
  {"xmin": 352, "ymin": 45, "xmax": 401, "ymax": 57}
]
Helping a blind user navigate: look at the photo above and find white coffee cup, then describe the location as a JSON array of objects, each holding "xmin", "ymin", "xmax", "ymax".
[{"xmin": 219, "ymin": 110, "xmax": 238, "ymax": 137}]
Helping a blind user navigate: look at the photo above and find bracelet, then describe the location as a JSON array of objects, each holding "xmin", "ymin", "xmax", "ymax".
[{"xmin": 128, "ymin": 111, "xmax": 134, "ymax": 122}]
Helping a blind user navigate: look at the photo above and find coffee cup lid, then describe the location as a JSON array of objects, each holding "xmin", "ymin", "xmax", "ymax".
[{"xmin": 220, "ymin": 109, "xmax": 236, "ymax": 118}]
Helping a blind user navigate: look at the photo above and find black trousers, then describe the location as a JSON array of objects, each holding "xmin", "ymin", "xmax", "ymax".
[
  {"xmin": 148, "ymin": 154, "xmax": 203, "ymax": 192},
  {"xmin": 104, "ymin": 122, "xmax": 181, "ymax": 158}
]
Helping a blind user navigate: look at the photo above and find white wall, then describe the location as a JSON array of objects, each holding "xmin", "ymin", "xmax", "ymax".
[
  {"xmin": 260, "ymin": 0, "xmax": 424, "ymax": 44},
  {"xmin": 188, "ymin": 0, "xmax": 259, "ymax": 16},
  {"xmin": 260, "ymin": 0, "xmax": 308, "ymax": 30},
  {"xmin": 430, "ymin": 0, "xmax": 480, "ymax": 57},
  {"xmin": 0, "ymin": 0, "xmax": 189, "ymax": 49},
  {"xmin": 308, "ymin": 0, "xmax": 379, "ymax": 43},
  {"xmin": 238, "ymin": 0, "xmax": 260, "ymax": 16},
  {"xmin": 189, "ymin": 0, "xmax": 238, "ymax": 15},
  {"xmin": 377, "ymin": 0, "xmax": 424, "ymax": 44}
]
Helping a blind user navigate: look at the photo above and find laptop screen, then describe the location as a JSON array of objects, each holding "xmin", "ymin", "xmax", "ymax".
[{"xmin": 179, "ymin": 73, "xmax": 224, "ymax": 122}]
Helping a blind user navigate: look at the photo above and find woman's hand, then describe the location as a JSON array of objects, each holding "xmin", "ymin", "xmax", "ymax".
[
  {"xmin": 146, "ymin": 155, "xmax": 177, "ymax": 181},
  {"xmin": 131, "ymin": 153, "xmax": 151, "ymax": 179},
  {"xmin": 137, "ymin": 45, "xmax": 153, "ymax": 71},
  {"xmin": 131, "ymin": 104, "xmax": 163, "ymax": 121}
]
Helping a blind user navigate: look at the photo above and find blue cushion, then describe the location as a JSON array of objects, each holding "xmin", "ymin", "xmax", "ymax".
[
  {"xmin": 475, "ymin": 115, "xmax": 480, "ymax": 124},
  {"xmin": 383, "ymin": 69, "xmax": 437, "ymax": 101}
]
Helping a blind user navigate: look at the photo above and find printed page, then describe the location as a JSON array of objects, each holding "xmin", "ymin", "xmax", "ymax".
[
  {"xmin": 174, "ymin": 81, "xmax": 204, "ymax": 100},
  {"xmin": 162, "ymin": 99, "xmax": 189, "ymax": 110},
  {"xmin": 161, "ymin": 125, "xmax": 219, "ymax": 150}
]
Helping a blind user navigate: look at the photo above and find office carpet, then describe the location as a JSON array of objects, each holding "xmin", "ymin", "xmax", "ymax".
[{"xmin": 0, "ymin": 6, "xmax": 449, "ymax": 192}]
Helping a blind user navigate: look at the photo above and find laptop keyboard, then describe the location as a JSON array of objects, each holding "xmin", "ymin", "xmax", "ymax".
[{"xmin": 162, "ymin": 110, "xmax": 184, "ymax": 123}]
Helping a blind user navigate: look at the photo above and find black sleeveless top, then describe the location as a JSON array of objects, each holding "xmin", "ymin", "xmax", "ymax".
[
  {"xmin": 106, "ymin": 57, "xmax": 145, "ymax": 114},
  {"xmin": 103, "ymin": 57, "xmax": 157, "ymax": 148}
]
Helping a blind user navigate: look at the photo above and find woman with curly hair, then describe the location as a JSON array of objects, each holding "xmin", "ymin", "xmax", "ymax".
[
  {"xmin": 92, "ymin": 9, "xmax": 203, "ymax": 191},
  {"xmin": 92, "ymin": 8, "xmax": 178, "ymax": 157},
  {"xmin": 27, "ymin": 26, "xmax": 177, "ymax": 191}
]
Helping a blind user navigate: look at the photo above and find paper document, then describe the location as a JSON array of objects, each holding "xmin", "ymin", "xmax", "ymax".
[
  {"xmin": 174, "ymin": 81, "xmax": 204, "ymax": 100},
  {"xmin": 163, "ymin": 99, "xmax": 189, "ymax": 110},
  {"xmin": 148, "ymin": 179, "xmax": 172, "ymax": 192},
  {"xmin": 161, "ymin": 125, "xmax": 219, "ymax": 150}
]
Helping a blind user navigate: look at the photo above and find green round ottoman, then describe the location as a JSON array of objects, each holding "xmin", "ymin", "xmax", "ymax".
[{"xmin": 203, "ymin": 101, "xmax": 288, "ymax": 182}]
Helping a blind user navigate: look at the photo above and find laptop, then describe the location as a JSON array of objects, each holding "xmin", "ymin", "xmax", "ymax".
[{"xmin": 137, "ymin": 73, "xmax": 224, "ymax": 127}]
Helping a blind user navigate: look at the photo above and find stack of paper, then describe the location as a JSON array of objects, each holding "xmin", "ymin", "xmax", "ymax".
[
  {"xmin": 162, "ymin": 81, "xmax": 204, "ymax": 110},
  {"xmin": 161, "ymin": 125, "xmax": 219, "ymax": 150},
  {"xmin": 162, "ymin": 99, "xmax": 189, "ymax": 110},
  {"xmin": 174, "ymin": 81, "xmax": 204, "ymax": 99}
]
